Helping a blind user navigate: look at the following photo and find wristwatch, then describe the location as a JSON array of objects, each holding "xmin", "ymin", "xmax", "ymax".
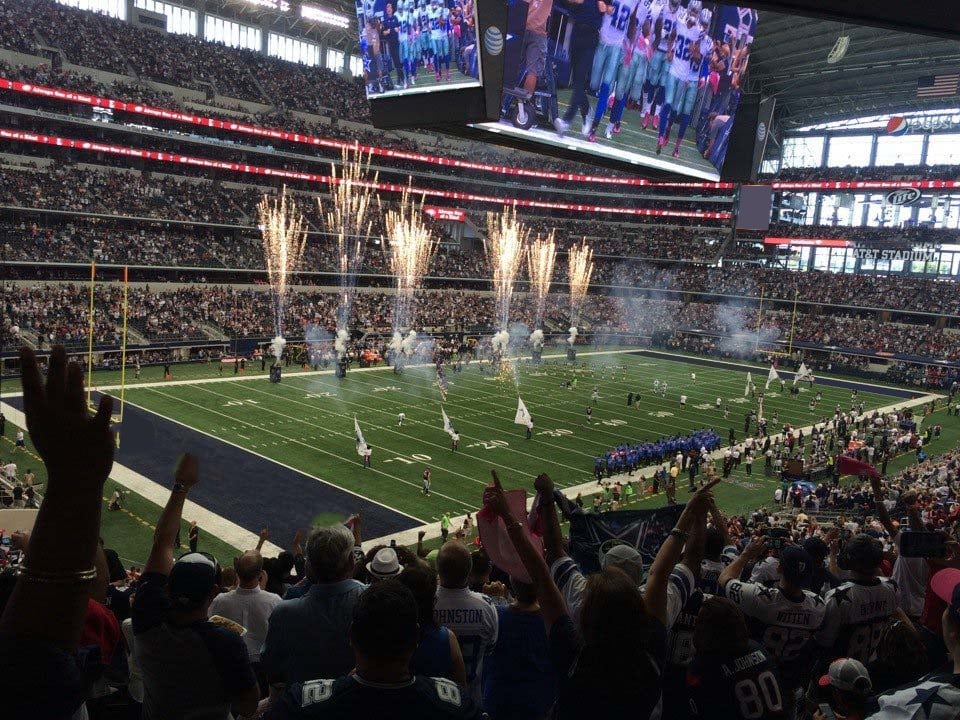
[
  {"xmin": 172, "ymin": 482, "xmax": 187, "ymax": 494},
  {"xmin": 669, "ymin": 528, "xmax": 689, "ymax": 542}
]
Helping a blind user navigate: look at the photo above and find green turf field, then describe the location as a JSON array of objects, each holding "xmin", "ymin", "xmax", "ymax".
[
  {"xmin": 1, "ymin": 349, "xmax": 948, "ymax": 565},
  {"xmin": 108, "ymin": 351, "xmax": 915, "ymax": 523}
]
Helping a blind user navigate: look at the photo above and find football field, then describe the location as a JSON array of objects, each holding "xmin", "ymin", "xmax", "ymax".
[
  {"xmin": 0, "ymin": 349, "xmax": 944, "ymax": 564},
  {"xmin": 105, "ymin": 350, "xmax": 926, "ymax": 537}
]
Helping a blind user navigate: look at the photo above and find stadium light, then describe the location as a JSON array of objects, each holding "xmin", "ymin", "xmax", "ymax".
[{"xmin": 301, "ymin": 3, "xmax": 349, "ymax": 28}]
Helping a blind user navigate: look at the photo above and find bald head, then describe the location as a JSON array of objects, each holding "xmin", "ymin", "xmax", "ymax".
[
  {"xmin": 236, "ymin": 550, "xmax": 264, "ymax": 584},
  {"xmin": 437, "ymin": 541, "xmax": 471, "ymax": 588}
]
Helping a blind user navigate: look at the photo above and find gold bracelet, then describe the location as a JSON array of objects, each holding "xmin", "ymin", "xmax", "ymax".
[{"xmin": 19, "ymin": 564, "xmax": 98, "ymax": 583}]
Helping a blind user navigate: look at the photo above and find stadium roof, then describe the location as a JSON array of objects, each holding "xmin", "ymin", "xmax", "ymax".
[{"xmin": 750, "ymin": 12, "xmax": 960, "ymax": 131}]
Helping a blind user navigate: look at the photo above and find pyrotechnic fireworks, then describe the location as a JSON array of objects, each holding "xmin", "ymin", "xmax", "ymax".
[
  {"xmin": 386, "ymin": 185, "xmax": 437, "ymax": 344},
  {"xmin": 568, "ymin": 239, "xmax": 594, "ymax": 327},
  {"xmin": 320, "ymin": 146, "xmax": 380, "ymax": 337},
  {"xmin": 486, "ymin": 205, "xmax": 529, "ymax": 332},
  {"xmin": 258, "ymin": 186, "xmax": 307, "ymax": 342},
  {"xmin": 527, "ymin": 229, "xmax": 556, "ymax": 331}
]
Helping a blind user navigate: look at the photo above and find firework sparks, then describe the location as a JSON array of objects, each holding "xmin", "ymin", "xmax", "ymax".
[
  {"xmin": 258, "ymin": 186, "xmax": 307, "ymax": 341},
  {"xmin": 386, "ymin": 185, "xmax": 437, "ymax": 341},
  {"xmin": 486, "ymin": 205, "xmax": 529, "ymax": 332},
  {"xmin": 568, "ymin": 239, "xmax": 594, "ymax": 328},
  {"xmin": 320, "ymin": 146, "xmax": 380, "ymax": 337},
  {"xmin": 527, "ymin": 229, "xmax": 556, "ymax": 331}
]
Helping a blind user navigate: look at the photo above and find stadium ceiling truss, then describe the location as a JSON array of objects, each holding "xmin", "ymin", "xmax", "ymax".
[
  {"xmin": 196, "ymin": 3, "xmax": 960, "ymax": 134},
  {"xmin": 750, "ymin": 12, "xmax": 960, "ymax": 132},
  {"xmin": 203, "ymin": 0, "xmax": 356, "ymax": 49}
]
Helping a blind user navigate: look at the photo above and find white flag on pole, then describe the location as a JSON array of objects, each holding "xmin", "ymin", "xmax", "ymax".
[
  {"xmin": 354, "ymin": 416, "xmax": 368, "ymax": 456},
  {"xmin": 794, "ymin": 362, "xmax": 812, "ymax": 386},
  {"xmin": 744, "ymin": 371, "xmax": 753, "ymax": 397},
  {"xmin": 765, "ymin": 364, "xmax": 780, "ymax": 390},
  {"xmin": 441, "ymin": 407, "xmax": 457, "ymax": 438},
  {"xmin": 757, "ymin": 396, "xmax": 764, "ymax": 422},
  {"xmin": 515, "ymin": 397, "xmax": 533, "ymax": 428}
]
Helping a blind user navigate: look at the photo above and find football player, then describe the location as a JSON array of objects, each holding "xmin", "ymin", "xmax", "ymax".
[
  {"xmin": 605, "ymin": 0, "xmax": 660, "ymax": 138},
  {"xmin": 656, "ymin": 1, "xmax": 705, "ymax": 155},
  {"xmin": 585, "ymin": 0, "xmax": 642, "ymax": 142},
  {"xmin": 642, "ymin": 0, "xmax": 680, "ymax": 129}
]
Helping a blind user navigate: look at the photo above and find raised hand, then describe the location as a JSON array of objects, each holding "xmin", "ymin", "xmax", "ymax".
[
  {"xmin": 534, "ymin": 473, "xmax": 554, "ymax": 496},
  {"xmin": 483, "ymin": 470, "xmax": 513, "ymax": 521},
  {"xmin": 174, "ymin": 453, "xmax": 200, "ymax": 490},
  {"xmin": 20, "ymin": 346, "xmax": 114, "ymax": 492}
]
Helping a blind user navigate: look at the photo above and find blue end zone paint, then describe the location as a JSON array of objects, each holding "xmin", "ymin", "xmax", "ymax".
[
  {"xmin": 5, "ymin": 396, "xmax": 418, "ymax": 542},
  {"xmin": 632, "ymin": 351, "xmax": 926, "ymax": 400}
]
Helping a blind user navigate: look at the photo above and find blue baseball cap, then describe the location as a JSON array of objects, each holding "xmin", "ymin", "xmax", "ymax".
[{"xmin": 779, "ymin": 546, "xmax": 813, "ymax": 585}]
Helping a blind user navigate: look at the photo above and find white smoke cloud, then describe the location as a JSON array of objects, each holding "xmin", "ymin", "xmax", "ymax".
[
  {"xmin": 270, "ymin": 335, "xmax": 286, "ymax": 363},
  {"xmin": 531, "ymin": 328, "xmax": 544, "ymax": 350},
  {"xmin": 402, "ymin": 329, "xmax": 418, "ymax": 356},
  {"xmin": 492, "ymin": 329, "xmax": 510, "ymax": 354},
  {"xmin": 334, "ymin": 328, "xmax": 349, "ymax": 355},
  {"xmin": 567, "ymin": 326, "xmax": 578, "ymax": 347},
  {"xmin": 389, "ymin": 330, "xmax": 404, "ymax": 355}
]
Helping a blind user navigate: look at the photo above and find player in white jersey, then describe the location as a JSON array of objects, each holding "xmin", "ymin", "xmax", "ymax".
[
  {"xmin": 585, "ymin": 0, "xmax": 642, "ymax": 142},
  {"xmin": 434, "ymin": 543, "xmax": 499, "ymax": 705},
  {"xmin": 427, "ymin": 0, "xmax": 445, "ymax": 81},
  {"xmin": 417, "ymin": 0, "xmax": 433, "ymax": 72},
  {"xmin": 397, "ymin": 1, "xmax": 417, "ymax": 85},
  {"xmin": 641, "ymin": 0, "xmax": 680, "ymax": 129},
  {"xmin": 605, "ymin": 0, "xmax": 660, "ymax": 138},
  {"xmin": 719, "ymin": 540, "xmax": 827, "ymax": 715},
  {"xmin": 657, "ymin": 2, "xmax": 711, "ymax": 157},
  {"xmin": 816, "ymin": 534, "xmax": 900, "ymax": 664}
]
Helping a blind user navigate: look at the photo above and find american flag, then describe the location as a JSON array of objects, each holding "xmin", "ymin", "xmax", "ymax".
[{"xmin": 917, "ymin": 73, "xmax": 960, "ymax": 98}]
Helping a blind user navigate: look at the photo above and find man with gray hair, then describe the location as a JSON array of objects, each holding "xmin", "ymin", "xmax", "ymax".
[{"xmin": 261, "ymin": 524, "xmax": 366, "ymax": 694}]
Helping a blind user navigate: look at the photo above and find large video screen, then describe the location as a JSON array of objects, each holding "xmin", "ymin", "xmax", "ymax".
[
  {"xmin": 356, "ymin": 0, "xmax": 484, "ymax": 99},
  {"xmin": 473, "ymin": 0, "xmax": 758, "ymax": 180}
]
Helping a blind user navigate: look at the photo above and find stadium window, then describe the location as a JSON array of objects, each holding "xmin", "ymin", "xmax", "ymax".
[
  {"xmin": 826, "ymin": 135, "xmax": 873, "ymax": 167},
  {"xmin": 134, "ymin": 0, "xmax": 197, "ymax": 35},
  {"xmin": 874, "ymin": 134, "xmax": 924, "ymax": 167},
  {"xmin": 204, "ymin": 15, "xmax": 262, "ymax": 51},
  {"xmin": 780, "ymin": 136, "xmax": 824, "ymax": 169},
  {"xmin": 268, "ymin": 33, "xmax": 321, "ymax": 66},
  {"xmin": 56, "ymin": 0, "xmax": 126, "ymax": 20},
  {"xmin": 926, "ymin": 134, "xmax": 960, "ymax": 166},
  {"xmin": 349, "ymin": 55, "xmax": 364, "ymax": 77},
  {"xmin": 326, "ymin": 48, "xmax": 345, "ymax": 71}
]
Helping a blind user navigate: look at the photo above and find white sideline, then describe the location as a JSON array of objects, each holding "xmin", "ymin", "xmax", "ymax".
[
  {"xmin": 360, "ymin": 390, "xmax": 942, "ymax": 551},
  {"xmin": 0, "ymin": 400, "xmax": 285, "ymax": 558}
]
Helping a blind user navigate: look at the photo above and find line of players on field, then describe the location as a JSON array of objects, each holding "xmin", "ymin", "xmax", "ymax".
[
  {"xmin": 553, "ymin": 0, "xmax": 751, "ymax": 160},
  {"xmin": 360, "ymin": 0, "xmax": 477, "ymax": 95}
]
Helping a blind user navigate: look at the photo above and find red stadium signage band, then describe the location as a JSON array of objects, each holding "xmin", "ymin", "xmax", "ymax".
[
  {"xmin": 424, "ymin": 206, "xmax": 467, "ymax": 222},
  {"xmin": 0, "ymin": 78, "xmax": 738, "ymax": 190},
  {"xmin": 763, "ymin": 237, "xmax": 852, "ymax": 248},
  {"xmin": 770, "ymin": 180, "xmax": 960, "ymax": 191},
  {"xmin": 0, "ymin": 129, "xmax": 730, "ymax": 220}
]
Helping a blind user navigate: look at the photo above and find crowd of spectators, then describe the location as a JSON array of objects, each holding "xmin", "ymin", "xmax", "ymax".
[
  {"xmin": 5, "ymin": 282, "xmax": 960, "ymax": 361},
  {"xmin": 4, "ymin": 346, "xmax": 960, "ymax": 720}
]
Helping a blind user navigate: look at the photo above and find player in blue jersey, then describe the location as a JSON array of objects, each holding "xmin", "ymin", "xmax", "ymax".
[
  {"xmin": 641, "ymin": 0, "xmax": 679, "ymax": 129},
  {"xmin": 586, "ymin": 0, "xmax": 641, "ymax": 141}
]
